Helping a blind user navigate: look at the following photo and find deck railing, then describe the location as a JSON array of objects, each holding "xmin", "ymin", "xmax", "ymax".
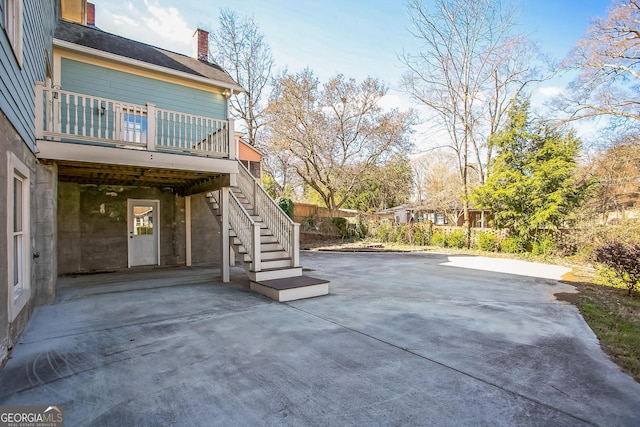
[
  {"xmin": 229, "ymin": 191, "xmax": 261, "ymax": 271},
  {"xmin": 236, "ymin": 161, "xmax": 300, "ymax": 267},
  {"xmin": 35, "ymin": 83, "xmax": 234, "ymax": 159}
]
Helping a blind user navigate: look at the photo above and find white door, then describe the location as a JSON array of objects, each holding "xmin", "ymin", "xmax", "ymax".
[{"xmin": 128, "ymin": 200, "xmax": 159, "ymax": 267}]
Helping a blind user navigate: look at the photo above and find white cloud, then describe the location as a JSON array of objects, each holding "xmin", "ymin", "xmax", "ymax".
[
  {"xmin": 377, "ymin": 89, "xmax": 424, "ymax": 113},
  {"xmin": 98, "ymin": 0, "xmax": 193, "ymax": 55},
  {"xmin": 537, "ymin": 86, "xmax": 565, "ymax": 98},
  {"xmin": 142, "ymin": 0, "xmax": 193, "ymax": 49}
]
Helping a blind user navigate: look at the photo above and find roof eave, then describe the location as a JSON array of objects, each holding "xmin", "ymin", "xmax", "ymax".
[{"xmin": 53, "ymin": 38, "xmax": 245, "ymax": 93}]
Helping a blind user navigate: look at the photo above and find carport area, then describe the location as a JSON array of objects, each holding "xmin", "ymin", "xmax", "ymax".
[{"xmin": 1, "ymin": 252, "xmax": 639, "ymax": 426}]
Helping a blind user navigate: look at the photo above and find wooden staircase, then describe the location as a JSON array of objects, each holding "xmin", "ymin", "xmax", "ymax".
[{"xmin": 207, "ymin": 161, "xmax": 329, "ymax": 301}]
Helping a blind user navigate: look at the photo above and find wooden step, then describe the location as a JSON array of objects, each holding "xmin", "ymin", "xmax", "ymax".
[
  {"xmin": 261, "ymin": 235, "xmax": 278, "ymax": 244},
  {"xmin": 260, "ymin": 258, "xmax": 292, "ymax": 269},
  {"xmin": 261, "ymin": 242, "xmax": 283, "ymax": 251},
  {"xmin": 250, "ymin": 275, "xmax": 330, "ymax": 302},
  {"xmin": 248, "ymin": 267, "xmax": 303, "ymax": 282}
]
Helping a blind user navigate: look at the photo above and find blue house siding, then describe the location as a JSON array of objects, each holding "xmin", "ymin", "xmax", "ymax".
[
  {"xmin": 60, "ymin": 58, "xmax": 228, "ymax": 120},
  {"xmin": 0, "ymin": 0, "xmax": 58, "ymax": 152}
]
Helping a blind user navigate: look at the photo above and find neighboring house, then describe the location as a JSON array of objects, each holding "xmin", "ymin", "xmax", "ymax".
[
  {"xmin": 374, "ymin": 204, "xmax": 413, "ymax": 224},
  {"xmin": 376, "ymin": 203, "xmax": 490, "ymax": 228},
  {"xmin": 416, "ymin": 207, "xmax": 490, "ymax": 228},
  {"xmin": 1, "ymin": 0, "xmax": 60, "ymax": 364},
  {"xmin": 1, "ymin": 0, "xmax": 322, "ymax": 366},
  {"xmin": 236, "ymin": 132, "xmax": 263, "ymax": 179}
]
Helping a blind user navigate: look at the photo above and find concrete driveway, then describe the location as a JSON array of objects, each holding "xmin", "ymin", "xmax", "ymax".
[{"xmin": 1, "ymin": 251, "xmax": 639, "ymax": 426}]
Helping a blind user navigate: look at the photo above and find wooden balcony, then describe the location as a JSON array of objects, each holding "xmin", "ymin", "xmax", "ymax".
[
  {"xmin": 35, "ymin": 82, "xmax": 235, "ymax": 159},
  {"xmin": 34, "ymin": 82, "xmax": 238, "ymax": 194}
]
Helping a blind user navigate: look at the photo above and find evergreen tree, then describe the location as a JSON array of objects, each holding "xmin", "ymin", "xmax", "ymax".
[{"xmin": 474, "ymin": 97, "xmax": 589, "ymax": 241}]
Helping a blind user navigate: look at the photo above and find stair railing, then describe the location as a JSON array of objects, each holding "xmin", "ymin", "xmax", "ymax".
[
  {"xmin": 236, "ymin": 161, "xmax": 299, "ymax": 268},
  {"xmin": 228, "ymin": 191, "xmax": 261, "ymax": 272}
]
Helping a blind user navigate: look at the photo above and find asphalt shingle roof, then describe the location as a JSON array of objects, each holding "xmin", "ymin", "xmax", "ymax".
[{"xmin": 54, "ymin": 20, "xmax": 243, "ymax": 91}]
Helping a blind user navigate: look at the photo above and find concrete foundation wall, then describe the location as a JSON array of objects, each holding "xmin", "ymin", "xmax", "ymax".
[
  {"xmin": 58, "ymin": 184, "xmax": 182, "ymax": 274},
  {"xmin": 0, "ymin": 110, "xmax": 41, "ymax": 363},
  {"xmin": 57, "ymin": 184, "xmax": 220, "ymax": 274},
  {"xmin": 34, "ymin": 163, "xmax": 57, "ymax": 306},
  {"xmin": 190, "ymin": 194, "xmax": 221, "ymax": 265}
]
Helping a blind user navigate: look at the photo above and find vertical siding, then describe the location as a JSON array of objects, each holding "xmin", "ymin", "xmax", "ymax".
[
  {"xmin": 60, "ymin": 59, "xmax": 227, "ymax": 120},
  {"xmin": 0, "ymin": 0, "xmax": 58, "ymax": 152}
]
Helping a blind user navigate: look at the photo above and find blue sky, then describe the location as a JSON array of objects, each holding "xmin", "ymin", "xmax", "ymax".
[
  {"xmin": 88, "ymin": 0, "xmax": 613, "ymax": 144},
  {"xmin": 90, "ymin": 0, "xmax": 610, "ymax": 82}
]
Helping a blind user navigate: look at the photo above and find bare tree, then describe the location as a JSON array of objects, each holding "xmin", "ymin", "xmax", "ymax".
[
  {"xmin": 560, "ymin": 0, "xmax": 640, "ymax": 125},
  {"xmin": 413, "ymin": 151, "xmax": 464, "ymax": 222},
  {"xmin": 400, "ymin": 0, "xmax": 541, "ymax": 237},
  {"xmin": 265, "ymin": 69, "xmax": 415, "ymax": 212},
  {"xmin": 210, "ymin": 9, "xmax": 274, "ymax": 146},
  {"xmin": 586, "ymin": 137, "xmax": 640, "ymax": 222}
]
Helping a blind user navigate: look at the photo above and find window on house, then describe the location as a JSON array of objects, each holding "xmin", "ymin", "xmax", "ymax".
[
  {"xmin": 7, "ymin": 153, "xmax": 30, "ymax": 321},
  {"xmin": 123, "ymin": 111, "xmax": 147, "ymax": 143},
  {"xmin": 472, "ymin": 213, "xmax": 482, "ymax": 228},
  {"xmin": 434, "ymin": 213, "xmax": 447, "ymax": 225},
  {"xmin": 3, "ymin": 0, "xmax": 23, "ymax": 66}
]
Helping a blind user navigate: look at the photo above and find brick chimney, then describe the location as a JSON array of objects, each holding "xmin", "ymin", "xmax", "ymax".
[
  {"xmin": 86, "ymin": 2, "xmax": 95, "ymax": 26},
  {"xmin": 193, "ymin": 29, "xmax": 209, "ymax": 62}
]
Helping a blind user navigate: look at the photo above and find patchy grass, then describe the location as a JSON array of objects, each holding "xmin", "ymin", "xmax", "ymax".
[{"xmin": 559, "ymin": 269, "xmax": 640, "ymax": 382}]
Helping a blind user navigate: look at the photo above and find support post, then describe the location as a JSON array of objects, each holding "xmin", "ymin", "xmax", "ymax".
[
  {"xmin": 252, "ymin": 223, "xmax": 261, "ymax": 272},
  {"xmin": 146, "ymin": 103, "xmax": 156, "ymax": 151},
  {"xmin": 35, "ymin": 82, "xmax": 45, "ymax": 139},
  {"xmin": 220, "ymin": 187, "xmax": 230, "ymax": 282},
  {"xmin": 252, "ymin": 177, "xmax": 258, "ymax": 217},
  {"xmin": 228, "ymin": 118, "xmax": 236, "ymax": 160},
  {"xmin": 185, "ymin": 195, "xmax": 192, "ymax": 266},
  {"xmin": 291, "ymin": 223, "xmax": 300, "ymax": 267}
]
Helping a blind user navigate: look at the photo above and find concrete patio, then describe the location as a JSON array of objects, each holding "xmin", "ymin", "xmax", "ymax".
[{"xmin": 1, "ymin": 251, "xmax": 639, "ymax": 426}]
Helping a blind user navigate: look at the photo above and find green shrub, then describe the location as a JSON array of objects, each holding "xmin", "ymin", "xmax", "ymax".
[
  {"xmin": 332, "ymin": 217, "xmax": 349, "ymax": 238},
  {"xmin": 448, "ymin": 230, "xmax": 466, "ymax": 248},
  {"xmin": 277, "ymin": 197, "xmax": 294, "ymax": 220},
  {"xmin": 356, "ymin": 217, "xmax": 368, "ymax": 238},
  {"xmin": 376, "ymin": 221, "xmax": 393, "ymax": 242},
  {"xmin": 432, "ymin": 231, "xmax": 447, "ymax": 247},
  {"xmin": 302, "ymin": 215, "xmax": 316, "ymax": 228},
  {"xmin": 532, "ymin": 235, "xmax": 557, "ymax": 256},
  {"xmin": 477, "ymin": 232, "xmax": 500, "ymax": 252},
  {"xmin": 413, "ymin": 225, "xmax": 425, "ymax": 246},
  {"xmin": 500, "ymin": 235, "xmax": 527, "ymax": 253},
  {"xmin": 594, "ymin": 266, "xmax": 629, "ymax": 291},
  {"xmin": 594, "ymin": 241, "xmax": 640, "ymax": 296},
  {"xmin": 419, "ymin": 223, "xmax": 433, "ymax": 245}
]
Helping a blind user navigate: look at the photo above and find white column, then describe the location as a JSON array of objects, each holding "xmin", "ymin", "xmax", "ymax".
[
  {"xmin": 35, "ymin": 82, "xmax": 45, "ymax": 139},
  {"xmin": 185, "ymin": 196, "xmax": 192, "ymax": 266},
  {"xmin": 228, "ymin": 118, "xmax": 236, "ymax": 160},
  {"xmin": 291, "ymin": 223, "xmax": 300, "ymax": 267},
  {"xmin": 220, "ymin": 187, "xmax": 230, "ymax": 282},
  {"xmin": 146, "ymin": 103, "xmax": 156, "ymax": 151},
  {"xmin": 252, "ymin": 223, "xmax": 261, "ymax": 272}
]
